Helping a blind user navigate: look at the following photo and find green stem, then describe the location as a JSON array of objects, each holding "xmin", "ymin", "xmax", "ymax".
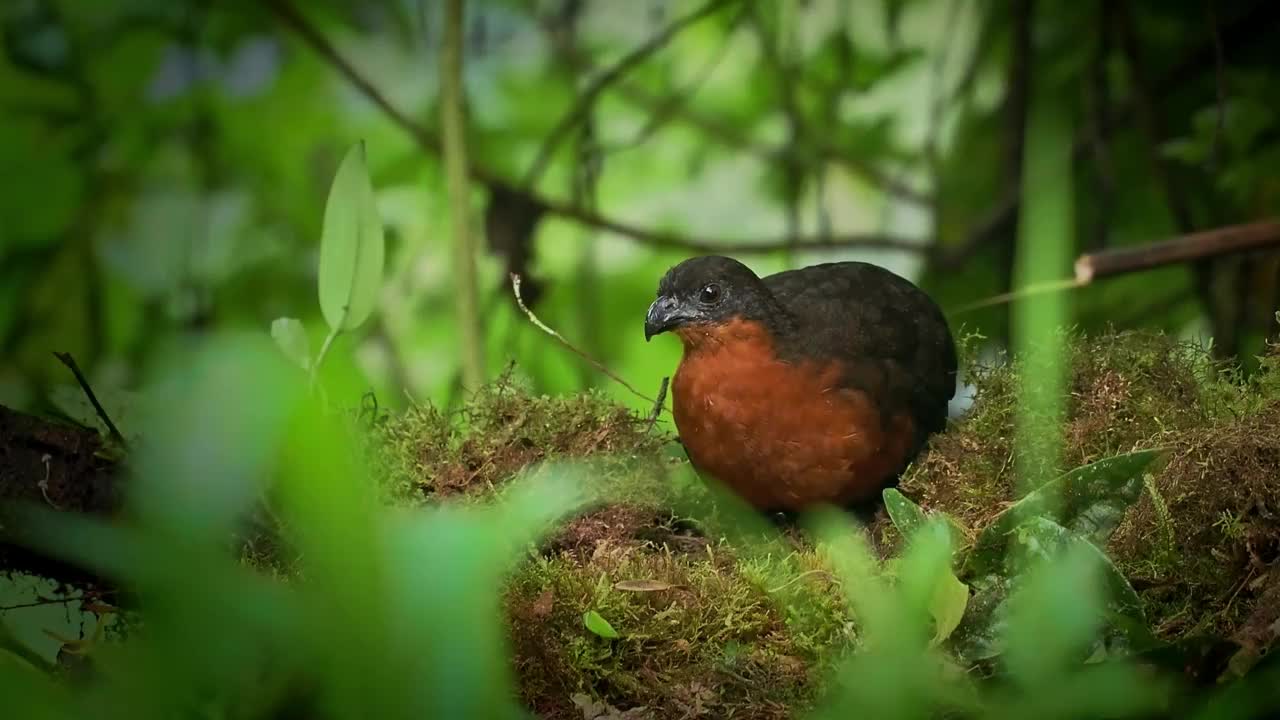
[
  {"xmin": 441, "ymin": 0, "xmax": 485, "ymax": 390},
  {"xmin": 310, "ymin": 326, "xmax": 340, "ymax": 393}
]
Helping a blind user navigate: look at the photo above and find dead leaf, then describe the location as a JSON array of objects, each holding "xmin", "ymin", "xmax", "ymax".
[
  {"xmin": 571, "ymin": 692, "xmax": 652, "ymax": 719},
  {"xmin": 531, "ymin": 589, "xmax": 554, "ymax": 618},
  {"xmin": 614, "ymin": 579, "xmax": 678, "ymax": 593}
]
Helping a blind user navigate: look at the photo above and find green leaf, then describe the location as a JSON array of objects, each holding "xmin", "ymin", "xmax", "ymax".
[
  {"xmin": 583, "ymin": 610, "xmax": 620, "ymax": 639},
  {"xmin": 957, "ymin": 516, "xmax": 1153, "ymax": 665},
  {"xmin": 966, "ymin": 449, "xmax": 1162, "ymax": 577},
  {"xmin": 270, "ymin": 317, "xmax": 311, "ymax": 371},
  {"xmin": 929, "ymin": 568, "xmax": 970, "ymax": 647},
  {"xmin": 318, "ymin": 140, "xmax": 385, "ymax": 333},
  {"xmin": 882, "ymin": 488, "xmax": 928, "ymax": 538}
]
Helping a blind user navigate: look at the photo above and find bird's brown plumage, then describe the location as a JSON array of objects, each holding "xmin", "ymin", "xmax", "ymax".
[{"xmin": 646, "ymin": 256, "xmax": 957, "ymax": 513}]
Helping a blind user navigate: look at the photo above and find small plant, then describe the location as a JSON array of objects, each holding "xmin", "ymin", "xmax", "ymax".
[{"xmin": 271, "ymin": 140, "xmax": 386, "ymax": 389}]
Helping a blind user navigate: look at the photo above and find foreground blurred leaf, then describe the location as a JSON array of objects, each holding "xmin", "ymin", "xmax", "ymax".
[
  {"xmin": 956, "ymin": 516, "xmax": 1153, "ymax": 665},
  {"xmin": 966, "ymin": 450, "xmax": 1161, "ymax": 577},
  {"xmin": 318, "ymin": 140, "xmax": 385, "ymax": 333},
  {"xmin": 929, "ymin": 569, "xmax": 970, "ymax": 647}
]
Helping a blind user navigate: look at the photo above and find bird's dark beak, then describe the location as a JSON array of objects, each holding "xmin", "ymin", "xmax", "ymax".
[{"xmin": 645, "ymin": 295, "xmax": 687, "ymax": 342}]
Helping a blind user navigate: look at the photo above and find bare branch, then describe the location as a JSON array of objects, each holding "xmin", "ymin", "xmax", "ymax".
[
  {"xmin": 522, "ymin": 0, "xmax": 738, "ymax": 187},
  {"xmin": 1075, "ymin": 219, "xmax": 1280, "ymax": 283},
  {"xmin": 266, "ymin": 0, "xmax": 932, "ymax": 258}
]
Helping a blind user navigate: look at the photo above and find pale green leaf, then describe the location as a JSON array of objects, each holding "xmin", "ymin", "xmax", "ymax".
[
  {"xmin": 583, "ymin": 610, "xmax": 620, "ymax": 639},
  {"xmin": 882, "ymin": 488, "xmax": 928, "ymax": 538},
  {"xmin": 318, "ymin": 140, "xmax": 385, "ymax": 332},
  {"xmin": 929, "ymin": 569, "xmax": 969, "ymax": 646},
  {"xmin": 270, "ymin": 317, "xmax": 311, "ymax": 371}
]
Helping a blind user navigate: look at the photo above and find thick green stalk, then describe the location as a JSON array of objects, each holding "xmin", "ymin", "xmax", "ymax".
[{"xmin": 440, "ymin": 0, "xmax": 485, "ymax": 390}]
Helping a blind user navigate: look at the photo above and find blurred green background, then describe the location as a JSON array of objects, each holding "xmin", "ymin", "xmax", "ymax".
[{"xmin": 2, "ymin": 0, "xmax": 1278, "ymax": 419}]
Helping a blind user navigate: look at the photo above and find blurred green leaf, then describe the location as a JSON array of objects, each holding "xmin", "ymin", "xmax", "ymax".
[
  {"xmin": 929, "ymin": 567, "xmax": 969, "ymax": 647},
  {"xmin": 966, "ymin": 450, "xmax": 1161, "ymax": 577},
  {"xmin": 318, "ymin": 140, "xmax": 385, "ymax": 333},
  {"xmin": 270, "ymin": 317, "xmax": 311, "ymax": 371},
  {"xmin": 583, "ymin": 610, "xmax": 620, "ymax": 639}
]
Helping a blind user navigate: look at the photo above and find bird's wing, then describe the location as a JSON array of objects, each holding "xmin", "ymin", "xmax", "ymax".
[{"xmin": 764, "ymin": 262, "xmax": 957, "ymax": 440}]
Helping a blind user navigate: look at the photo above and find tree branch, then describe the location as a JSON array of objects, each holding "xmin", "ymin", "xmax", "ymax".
[
  {"xmin": 265, "ymin": 0, "xmax": 931, "ymax": 258},
  {"xmin": 1074, "ymin": 219, "xmax": 1280, "ymax": 283},
  {"xmin": 522, "ymin": 0, "xmax": 737, "ymax": 187}
]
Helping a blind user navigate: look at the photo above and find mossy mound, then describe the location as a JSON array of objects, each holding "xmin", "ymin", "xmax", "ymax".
[
  {"xmin": 371, "ymin": 330, "xmax": 1280, "ymax": 717},
  {"xmin": 892, "ymin": 329, "xmax": 1280, "ymax": 645},
  {"xmin": 372, "ymin": 372, "xmax": 671, "ymax": 504}
]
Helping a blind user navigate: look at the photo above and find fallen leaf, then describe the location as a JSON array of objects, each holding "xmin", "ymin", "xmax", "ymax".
[
  {"xmin": 614, "ymin": 579, "xmax": 677, "ymax": 592},
  {"xmin": 531, "ymin": 589, "xmax": 554, "ymax": 618}
]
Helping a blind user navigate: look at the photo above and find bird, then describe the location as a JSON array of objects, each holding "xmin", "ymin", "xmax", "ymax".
[{"xmin": 644, "ymin": 255, "xmax": 957, "ymax": 515}]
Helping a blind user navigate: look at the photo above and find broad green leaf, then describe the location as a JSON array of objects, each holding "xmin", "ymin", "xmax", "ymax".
[
  {"xmin": 929, "ymin": 569, "xmax": 969, "ymax": 647},
  {"xmin": 318, "ymin": 140, "xmax": 385, "ymax": 333},
  {"xmin": 583, "ymin": 610, "xmax": 620, "ymax": 639},
  {"xmin": 270, "ymin": 317, "xmax": 311, "ymax": 371},
  {"xmin": 882, "ymin": 488, "xmax": 927, "ymax": 538},
  {"xmin": 966, "ymin": 450, "xmax": 1162, "ymax": 577},
  {"xmin": 956, "ymin": 516, "xmax": 1152, "ymax": 665}
]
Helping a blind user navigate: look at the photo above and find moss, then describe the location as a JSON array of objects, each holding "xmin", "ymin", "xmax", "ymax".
[
  {"xmin": 506, "ymin": 538, "xmax": 849, "ymax": 720},
  {"xmin": 892, "ymin": 328, "xmax": 1280, "ymax": 644},
  {"xmin": 371, "ymin": 370, "xmax": 670, "ymax": 504},
  {"xmin": 370, "ymin": 329, "xmax": 1280, "ymax": 716}
]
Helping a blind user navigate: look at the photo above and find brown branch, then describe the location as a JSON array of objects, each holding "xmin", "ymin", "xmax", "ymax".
[
  {"xmin": 1074, "ymin": 219, "xmax": 1280, "ymax": 283},
  {"xmin": 52, "ymin": 352, "xmax": 127, "ymax": 448},
  {"xmin": 938, "ymin": 2, "xmax": 1277, "ymax": 271},
  {"xmin": 522, "ymin": 0, "xmax": 737, "ymax": 187},
  {"xmin": 529, "ymin": 188, "xmax": 927, "ymax": 254},
  {"xmin": 266, "ymin": 0, "xmax": 926, "ymax": 260}
]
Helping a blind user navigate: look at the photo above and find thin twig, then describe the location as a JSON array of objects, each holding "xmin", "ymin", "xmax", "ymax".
[
  {"xmin": 510, "ymin": 273, "xmax": 669, "ymax": 412},
  {"xmin": 591, "ymin": 8, "xmax": 748, "ymax": 156},
  {"xmin": 647, "ymin": 376, "xmax": 670, "ymax": 428},
  {"xmin": 947, "ymin": 278, "xmax": 1087, "ymax": 317},
  {"xmin": 52, "ymin": 352, "xmax": 127, "ymax": 448},
  {"xmin": 522, "ymin": 0, "xmax": 737, "ymax": 187}
]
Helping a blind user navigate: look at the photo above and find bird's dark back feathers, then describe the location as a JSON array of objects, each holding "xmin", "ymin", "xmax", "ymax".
[{"xmin": 763, "ymin": 261, "xmax": 958, "ymax": 446}]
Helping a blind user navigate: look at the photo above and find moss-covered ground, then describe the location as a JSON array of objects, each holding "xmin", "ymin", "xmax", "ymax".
[{"xmin": 365, "ymin": 330, "xmax": 1280, "ymax": 719}]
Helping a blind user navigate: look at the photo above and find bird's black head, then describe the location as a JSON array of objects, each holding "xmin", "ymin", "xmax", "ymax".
[{"xmin": 645, "ymin": 255, "xmax": 784, "ymax": 342}]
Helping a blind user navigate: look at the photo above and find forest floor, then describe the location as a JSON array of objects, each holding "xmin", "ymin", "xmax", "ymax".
[{"xmin": 365, "ymin": 329, "xmax": 1280, "ymax": 720}]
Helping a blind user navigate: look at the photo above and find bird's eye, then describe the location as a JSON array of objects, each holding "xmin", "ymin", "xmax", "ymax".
[{"xmin": 698, "ymin": 283, "xmax": 722, "ymax": 304}]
